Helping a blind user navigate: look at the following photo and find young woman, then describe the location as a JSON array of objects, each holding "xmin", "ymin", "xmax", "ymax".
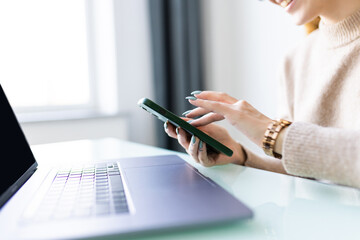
[{"xmin": 164, "ymin": 0, "xmax": 360, "ymax": 188}]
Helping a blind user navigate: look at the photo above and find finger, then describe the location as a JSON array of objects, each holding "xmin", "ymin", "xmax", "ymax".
[
  {"xmin": 197, "ymin": 142, "xmax": 215, "ymax": 167},
  {"xmin": 176, "ymin": 127, "xmax": 190, "ymax": 150},
  {"xmin": 183, "ymin": 107, "xmax": 210, "ymax": 118},
  {"xmin": 188, "ymin": 98, "xmax": 233, "ymax": 117},
  {"xmin": 194, "ymin": 91, "xmax": 238, "ymax": 104},
  {"xmin": 180, "ymin": 117, "xmax": 193, "ymax": 122},
  {"xmin": 191, "ymin": 112, "xmax": 225, "ymax": 127},
  {"xmin": 188, "ymin": 135, "xmax": 200, "ymax": 163},
  {"xmin": 164, "ymin": 121, "xmax": 178, "ymax": 139}
]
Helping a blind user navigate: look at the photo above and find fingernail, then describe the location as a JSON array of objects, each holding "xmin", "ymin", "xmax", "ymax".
[
  {"xmin": 185, "ymin": 96, "xmax": 197, "ymax": 101},
  {"xmin": 182, "ymin": 110, "xmax": 192, "ymax": 116},
  {"xmin": 191, "ymin": 135, "xmax": 196, "ymax": 144},
  {"xmin": 164, "ymin": 121, "xmax": 168, "ymax": 130},
  {"xmin": 191, "ymin": 90, "xmax": 202, "ymax": 95},
  {"xmin": 187, "ymin": 120, "xmax": 194, "ymax": 124},
  {"xmin": 199, "ymin": 141, "xmax": 203, "ymax": 150},
  {"xmin": 176, "ymin": 127, "xmax": 179, "ymax": 135}
]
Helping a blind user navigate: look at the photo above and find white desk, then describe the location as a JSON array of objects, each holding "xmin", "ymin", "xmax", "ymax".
[{"xmin": 31, "ymin": 138, "xmax": 360, "ymax": 240}]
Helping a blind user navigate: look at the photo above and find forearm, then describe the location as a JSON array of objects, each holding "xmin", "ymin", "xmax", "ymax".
[{"xmin": 241, "ymin": 146, "xmax": 288, "ymax": 174}]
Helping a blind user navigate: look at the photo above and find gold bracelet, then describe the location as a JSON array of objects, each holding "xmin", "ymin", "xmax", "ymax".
[{"xmin": 262, "ymin": 119, "xmax": 292, "ymax": 159}]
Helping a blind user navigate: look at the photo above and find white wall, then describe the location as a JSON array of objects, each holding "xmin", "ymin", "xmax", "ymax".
[
  {"xmin": 113, "ymin": 0, "xmax": 155, "ymax": 146},
  {"xmin": 201, "ymin": 0, "xmax": 305, "ymax": 153}
]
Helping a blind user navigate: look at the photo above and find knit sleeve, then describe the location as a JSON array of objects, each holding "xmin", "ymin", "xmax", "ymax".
[{"xmin": 283, "ymin": 122, "xmax": 360, "ymax": 188}]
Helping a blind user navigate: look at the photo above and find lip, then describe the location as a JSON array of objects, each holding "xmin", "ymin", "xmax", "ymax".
[{"xmin": 284, "ymin": 0, "xmax": 296, "ymax": 12}]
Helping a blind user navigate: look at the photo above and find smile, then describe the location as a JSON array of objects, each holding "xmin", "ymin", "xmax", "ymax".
[{"xmin": 280, "ymin": 0, "xmax": 293, "ymax": 8}]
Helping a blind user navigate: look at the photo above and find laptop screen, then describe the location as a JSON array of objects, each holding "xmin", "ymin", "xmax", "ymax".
[{"xmin": 0, "ymin": 85, "xmax": 37, "ymax": 208}]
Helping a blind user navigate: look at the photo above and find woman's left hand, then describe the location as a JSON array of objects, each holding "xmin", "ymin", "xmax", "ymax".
[{"xmin": 185, "ymin": 91, "xmax": 273, "ymax": 147}]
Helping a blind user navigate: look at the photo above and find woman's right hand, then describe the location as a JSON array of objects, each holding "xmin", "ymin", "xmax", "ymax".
[{"xmin": 164, "ymin": 121, "xmax": 246, "ymax": 167}]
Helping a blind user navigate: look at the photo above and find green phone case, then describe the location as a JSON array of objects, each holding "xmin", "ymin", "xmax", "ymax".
[{"xmin": 138, "ymin": 98, "xmax": 233, "ymax": 157}]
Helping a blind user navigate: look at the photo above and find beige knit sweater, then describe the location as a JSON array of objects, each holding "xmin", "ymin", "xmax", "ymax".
[{"xmin": 245, "ymin": 11, "xmax": 360, "ymax": 188}]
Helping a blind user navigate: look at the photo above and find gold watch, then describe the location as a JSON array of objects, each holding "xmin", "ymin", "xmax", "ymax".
[{"xmin": 262, "ymin": 119, "xmax": 292, "ymax": 159}]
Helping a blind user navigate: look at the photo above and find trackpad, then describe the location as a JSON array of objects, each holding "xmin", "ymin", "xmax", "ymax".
[{"xmin": 124, "ymin": 163, "xmax": 217, "ymax": 218}]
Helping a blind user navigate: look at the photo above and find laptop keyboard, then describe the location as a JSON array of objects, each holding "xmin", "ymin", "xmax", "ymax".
[{"xmin": 34, "ymin": 162, "xmax": 129, "ymax": 221}]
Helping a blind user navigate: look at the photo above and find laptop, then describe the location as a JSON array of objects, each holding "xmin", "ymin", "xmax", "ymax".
[{"xmin": 0, "ymin": 85, "xmax": 253, "ymax": 239}]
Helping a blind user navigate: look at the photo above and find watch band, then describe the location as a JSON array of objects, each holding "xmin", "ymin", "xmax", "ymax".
[{"xmin": 262, "ymin": 119, "xmax": 292, "ymax": 159}]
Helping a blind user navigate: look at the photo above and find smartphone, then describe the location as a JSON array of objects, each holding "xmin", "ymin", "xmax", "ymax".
[{"xmin": 138, "ymin": 98, "xmax": 233, "ymax": 157}]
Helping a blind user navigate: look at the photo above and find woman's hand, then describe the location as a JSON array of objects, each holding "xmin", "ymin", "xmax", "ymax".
[
  {"xmin": 164, "ymin": 120, "xmax": 246, "ymax": 167},
  {"xmin": 185, "ymin": 91, "xmax": 273, "ymax": 147}
]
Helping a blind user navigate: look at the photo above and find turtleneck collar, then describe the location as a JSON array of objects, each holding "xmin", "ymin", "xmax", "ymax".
[{"xmin": 319, "ymin": 9, "xmax": 360, "ymax": 48}]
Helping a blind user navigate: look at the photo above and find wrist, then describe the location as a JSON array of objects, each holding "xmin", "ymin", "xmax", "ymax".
[
  {"xmin": 274, "ymin": 127, "xmax": 288, "ymax": 155},
  {"xmin": 232, "ymin": 142, "xmax": 247, "ymax": 165}
]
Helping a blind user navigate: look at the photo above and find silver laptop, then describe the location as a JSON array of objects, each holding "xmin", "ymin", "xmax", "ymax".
[{"xmin": 0, "ymin": 85, "xmax": 253, "ymax": 239}]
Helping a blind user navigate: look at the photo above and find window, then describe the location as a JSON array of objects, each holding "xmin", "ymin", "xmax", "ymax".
[{"xmin": 0, "ymin": 0, "xmax": 118, "ymax": 121}]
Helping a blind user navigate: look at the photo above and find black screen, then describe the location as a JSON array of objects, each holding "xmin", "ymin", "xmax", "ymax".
[{"xmin": 0, "ymin": 85, "xmax": 37, "ymax": 207}]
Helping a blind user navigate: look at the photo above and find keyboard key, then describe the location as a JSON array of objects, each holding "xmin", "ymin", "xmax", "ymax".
[
  {"xmin": 109, "ymin": 176, "xmax": 124, "ymax": 190},
  {"xmin": 114, "ymin": 206, "xmax": 128, "ymax": 213},
  {"xmin": 96, "ymin": 204, "xmax": 110, "ymax": 215}
]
